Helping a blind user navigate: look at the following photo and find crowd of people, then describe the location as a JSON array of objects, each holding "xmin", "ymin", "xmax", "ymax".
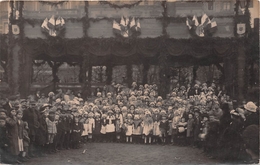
[{"xmin": 0, "ymin": 81, "xmax": 259, "ymax": 164}]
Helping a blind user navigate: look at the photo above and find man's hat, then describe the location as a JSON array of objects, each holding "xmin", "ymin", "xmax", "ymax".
[{"xmin": 244, "ymin": 101, "xmax": 257, "ymax": 113}]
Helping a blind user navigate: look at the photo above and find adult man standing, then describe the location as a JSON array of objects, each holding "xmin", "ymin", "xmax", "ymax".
[
  {"xmin": 22, "ymin": 100, "xmax": 39, "ymax": 157},
  {"xmin": 243, "ymin": 101, "xmax": 259, "ymax": 128}
]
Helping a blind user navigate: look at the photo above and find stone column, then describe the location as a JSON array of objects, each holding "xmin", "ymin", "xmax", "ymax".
[{"xmin": 236, "ymin": 41, "xmax": 246, "ymax": 103}]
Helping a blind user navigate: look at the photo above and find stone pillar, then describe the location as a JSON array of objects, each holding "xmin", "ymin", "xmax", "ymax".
[
  {"xmin": 106, "ymin": 63, "xmax": 113, "ymax": 85},
  {"xmin": 126, "ymin": 64, "xmax": 132, "ymax": 88},
  {"xmin": 79, "ymin": 56, "xmax": 87, "ymax": 83},
  {"xmin": 236, "ymin": 41, "xmax": 246, "ymax": 103},
  {"xmin": 7, "ymin": 1, "xmax": 24, "ymax": 96},
  {"xmin": 142, "ymin": 59, "xmax": 149, "ymax": 85}
]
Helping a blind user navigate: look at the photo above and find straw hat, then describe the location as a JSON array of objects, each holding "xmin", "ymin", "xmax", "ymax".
[{"xmin": 244, "ymin": 101, "xmax": 257, "ymax": 113}]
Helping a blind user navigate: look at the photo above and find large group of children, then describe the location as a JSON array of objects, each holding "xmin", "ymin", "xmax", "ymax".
[{"xmin": 0, "ymin": 81, "xmax": 259, "ymax": 164}]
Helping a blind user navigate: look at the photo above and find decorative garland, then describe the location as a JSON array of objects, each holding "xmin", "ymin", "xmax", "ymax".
[
  {"xmin": 7, "ymin": 0, "xmax": 15, "ymax": 93},
  {"xmin": 99, "ymin": 1, "xmax": 142, "ymax": 9},
  {"xmin": 234, "ymin": 0, "xmax": 251, "ymax": 37},
  {"xmin": 39, "ymin": 1, "xmax": 68, "ymax": 7},
  {"xmin": 161, "ymin": 0, "xmax": 168, "ymax": 37},
  {"xmin": 83, "ymin": 1, "xmax": 89, "ymax": 38}
]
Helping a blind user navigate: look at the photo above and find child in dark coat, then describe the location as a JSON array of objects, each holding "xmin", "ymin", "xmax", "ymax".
[
  {"xmin": 93, "ymin": 112, "xmax": 101, "ymax": 142},
  {"xmin": 186, "ymin": 113, "xmax": 194, "ymax": 146},
  {"xmin": 159, "ymin": 111, "xmax": 169, "ymax": 145},
  {"xmin": 71, "ymin": 117, "xmax": 83, "ymax": 149},
  {"xmin": 23, "ymin": 122, "xmax": 30, "ymax": 160}
]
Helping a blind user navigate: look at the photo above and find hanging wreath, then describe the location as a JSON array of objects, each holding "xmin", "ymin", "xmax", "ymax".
[{"xmin": 99, "ymin": 1, "xmax": 142, "ymax": 9}]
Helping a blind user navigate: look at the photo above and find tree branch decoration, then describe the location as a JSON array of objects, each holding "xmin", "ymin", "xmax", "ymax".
[
  {"xmin": 186, "ymin": 14, "xmax": 217, "ymax": 37},
  {"xmin": 99, "ymin": 1, "xmax": 142, "ymax": 9},
  {"xmin": 41, "ymin": 15, "xmax": 65, "ymax": 37},
  {"xmin": 113, "ymin": 16, "xmax": 141, "ymax": 38}
]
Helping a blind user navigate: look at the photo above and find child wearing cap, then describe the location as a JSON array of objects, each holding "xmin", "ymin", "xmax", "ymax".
[
  {"xmin": 124, "ymin": 113, "xmax": 133, "ymax": 143},
  {"xmin": 177, "ymin": 117, "xmax": 187, "ymax": 146},
  {"xmin": 81, "ymin": 113, "xmax": 89, "ymax": 143},
  {"xmin": 93, "ymin": 112, "xmax": 101, "ymax": 142},
  {"xmin": 46, "ymin": 110, "xmax": 57, "ymax": 153},
  {"xmin": 23, "ymin": 122, "xmax": 30, "ymax": 160},
  {"xmin": 71, "ymin": 117, "xmax": 83, "ymax": 149},
  {"xmin": 88, "ymin": 112, "xmax": 95, "ymax": 142},
  {"xmin": 171, "ymin": 110, "xmax": 181, "ymax": 145},
  {"xmin": 16, "ymin": 110, "xmax": 25, "ymax": 161},
  {"xmin": 132, "ymin": 114, "xmax": 142, "ymax": 144},
  {"xmin": 142, "ymin": 110, "xmax": 153, "ymax": 144},
  {"xmin": 152, "ymin": 109, "xmax": 161, "ymax": 144},
  {"xmin": 114, "ymin": 107, "xmax": 123, "ymax": 143},
  {"xmin": 159, "ymin": 111, "xmax": 169, "ymax": 145},
  {"xmin": 100, "ymin": 114, "xmax": 107, "ymax": 142},
  {"xmin": 167, "ymin": 106, "xmax": 174, "ymax": 144},
  {"xmin": 193, "ymin": 111, "xmax": 202, "ymax": 148},
  {"xmin": 106, "ymin": 110, "xmax": 115, "ymax": 142},
  {"xmin": 186, "ymin": 113, "xmax": 194, "ymax": 146}
]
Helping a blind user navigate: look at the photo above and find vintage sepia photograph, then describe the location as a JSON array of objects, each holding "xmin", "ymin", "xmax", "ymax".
[{"xmin": 0, "ymin": 0, "xmax": 259, "ymax": 164}]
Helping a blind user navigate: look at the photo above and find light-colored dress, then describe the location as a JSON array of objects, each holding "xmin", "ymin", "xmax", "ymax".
[
  {"xmin": 142, "ymin": 117, "xmax": 153, "ymax": 136},
  {"xmin": 82, "ymin": 123, "xmax": 89, "ymax": 136},
  {"xmin": 88, "ymin": 118, "xmax": 95, "ymax": 134},
  {"xmin": 106, "ymin": 116, "xmax": 115, "ymax": 133},
  {"xmin": 125, "ymin": 119, "xmax": 133, "ymax": 136}
]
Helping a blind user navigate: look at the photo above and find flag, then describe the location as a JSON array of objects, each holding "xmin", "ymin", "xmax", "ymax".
[
  {"xmin": 192, "ymin": 15, "xmax": 199, "ymax": 26},
  {"xmin": 130, "ymin": 17, "xmax": 136, "ymax": 29},
  {"xmin": 186, "ymin": 18, "xmax": 193, "ymax": 30},
  {"xmin": 204, "ymin": 20, "xmax": 217, "ymax": 34},
  {"xmin": 125, "ymin": 17, "xmax": 129, "ymax": 26},
  {"xmin": 61, "ymin": 17, "xmax": 65, "ymax": 26},
  {"xmin": 55, "ymin": 16, "xmax": 61, "ymax": 25},
  {"xmin": 135, "ymin": 19, "xmax": 141, "ymax": 32},
  {"xmin": 41, "ymin": 18, "xmax": 50, "ymax": 32},
  {"xmin": 56, "ymin": 16, "xmax": 62, "ymax": 28},
  {"xmin": 200, "ymin": 13, "xmax": 210, "ymax": 26},
  {"xmin": 113, "ymin": 20, "xmax": 121, "ymax": 35},
  {"xmin": 120, "ymin": 16, "xmax": 126, "ymax": 26},
  {"xmin": 121, "ymin": 29, "xmax": 129, "ymax": 38},
  {"xmin": 12, "ymin": 25, "xmax": 20, "ymax": 35},
  {"xmin": 48, "ymin": 15, "xmax": 55, "ymax": 29},
  {"xmin": 49, "ymin": 29, "xmax": 57, "ymax": 37},
  {"xmin": 56, "ymin": 16, "xmax": 65, "ymax": 30}
]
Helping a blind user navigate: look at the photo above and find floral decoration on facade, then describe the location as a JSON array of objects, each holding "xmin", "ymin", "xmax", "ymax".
[
  {"xmin": 113, "ymin": 16, "xmax": 141, "ymax": 38},
  {"xmin": 186, "ymin": 14, "xmax": 217, "ymax": 37},
  {"xmin": 41, "ymin": 15, "xmax": 65, "ymax": 37}
]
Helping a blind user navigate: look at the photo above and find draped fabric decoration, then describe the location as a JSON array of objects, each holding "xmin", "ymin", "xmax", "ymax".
[{"xmin": 22, "ymin": 37, "xmax": 236, "ymax": 63}]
